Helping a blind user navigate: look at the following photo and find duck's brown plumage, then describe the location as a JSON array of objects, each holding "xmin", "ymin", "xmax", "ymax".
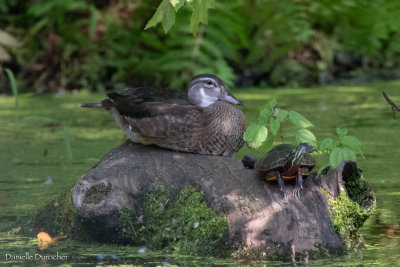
[{"xmin": 82, "ymin": 75, "xmax": 246, "ymax": 156}]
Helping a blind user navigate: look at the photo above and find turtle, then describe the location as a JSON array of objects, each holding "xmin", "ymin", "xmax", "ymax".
[{"xmin": 242, "ymin": 143, "xmax": 315, "ymax": 198}]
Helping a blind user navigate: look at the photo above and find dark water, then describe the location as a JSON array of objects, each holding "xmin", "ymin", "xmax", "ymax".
[{"xmin": 0, "ymin": 82, "xmax": 399, "ymax": 266}]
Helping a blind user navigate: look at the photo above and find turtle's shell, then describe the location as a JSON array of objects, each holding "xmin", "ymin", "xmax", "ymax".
[{"xmin": 254, "ymin": 144, "xmax": 315, "ymax": 172}]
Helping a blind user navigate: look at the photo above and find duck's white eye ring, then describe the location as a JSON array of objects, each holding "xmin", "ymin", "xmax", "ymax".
[{"xmin": 206, "ymin": 80, "xmax": 214, "ymax": 86}]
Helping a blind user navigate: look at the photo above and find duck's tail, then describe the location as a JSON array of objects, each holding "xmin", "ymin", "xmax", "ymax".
[
  {"xmin": 81, "ymin": 92, "xmax": 123, "ymax": 109},
  {"xmin": 242, "ymin": 156, "xmax": 258, "ymax": 169},
  {"xmin": 81, "ymin": 102, "xmax": 104, "ymax": 108},
  {"xmin": 81, "ymin": 99, "xmax": 113, "ymax": 109}
]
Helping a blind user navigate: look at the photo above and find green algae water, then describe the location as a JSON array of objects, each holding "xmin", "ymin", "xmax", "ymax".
[{"xmin": 0, "ymin": 82, "xmax": 399, "ymax": 266}]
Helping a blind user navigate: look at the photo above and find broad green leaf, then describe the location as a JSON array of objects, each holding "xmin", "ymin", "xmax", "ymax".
[
  {"xmin": 161, "ymin": 2, "xmax": 176, "ymax": 33},
  {"xmin": 199, "ymin": 0, "xmax": 208, "ymax": 23},
  {"xmin": 258, "ymin": 106, "xmax": 271, "ymax": 125},
  {"xmin": 341, "ymin": 135, "xmax": 361, "ymax": 150},
  {"xmin": 289, "ymin": 111, "xmax": 314, "ymax": 128},
  {"xmin": 277, "ymin": 109, "xmax": 289, "ymax": 122},
  {"xmin": 336, "ymin": 128, "xmax": 348, "ymax": 137},
  {"xmin": 342, "ymin": 135, "xmax": 365, "ymax": 159},
  {"xmin": 296, "ymin": 129, "xmax": 317, "ymax": 147},
  {"xmin": 170, "ymin": 0, "xmax": 185, "ymax": 11},
  {"xmin": 243, "ymin": 124, "xmax": 268, "ymax": 149},
  {"xmin": 329, "ymin": 147, "xmax": 356, "ymax": 168},
  {"xmin": 145, "ymin": 0, "xmax": 176, "ymax": 33},
  {"xmin": 206, "ymin": 0, "xmax": 215, "ymax": 8},
  {"xmin": 189, "ymin": 1, "xmax": 200, "ymax": 36},
  {"xmin": 189, "ymin": 0, "xmax": 210, "ymax": 36},
  {"xmin": 270, "ymin": 117, "xmax": 280, "ymax": 136},
  {"xmin": 320, "ymin": 138, "xmax": 335, "ymax": 152},
  {"xmin": 268, "ymin": 98, "xmax": 277, "ymax": 109}
]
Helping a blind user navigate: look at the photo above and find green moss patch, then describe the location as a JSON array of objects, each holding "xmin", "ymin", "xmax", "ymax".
[
  {"xmin": 327, "ymin": 189, "xmax": 374, "ymax": 249},
  {"xmin": 27, "ymin": 191, "xmax": 88, "ymax": 240},
  {"xmin": 83, "ymin": 183, "xmax": 112, "ymax": 204},
  {"xmin": 118, "ymin": 187, "xmax": 228, "ymax": 256}
]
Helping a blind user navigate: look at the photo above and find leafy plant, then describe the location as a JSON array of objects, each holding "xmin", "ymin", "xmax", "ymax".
[
  {"xmin": 244, "ymin": 100, "xmax": 364, "ymax": 171},
  {"xmin": 243, "ymin": 98, "xmax": 316, "ymax": 150},
  {"xmin": 145, "ymin": 0, "xmax": 215, "ymax": 36},
  {"xmin": 319, "ymin": 128, "xmax": 364, "ymax": 170}
]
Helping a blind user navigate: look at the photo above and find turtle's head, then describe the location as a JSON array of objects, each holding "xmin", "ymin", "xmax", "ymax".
[
  {"xmin": 188, "ymin": 74, "xmax": 243, "ymax": 107},
  {"xmin": 297, "ymin": 143, "xmax": 314, "ymax": 154}
]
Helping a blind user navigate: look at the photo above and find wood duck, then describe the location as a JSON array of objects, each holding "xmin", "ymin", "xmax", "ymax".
[{"xmin": 82, "ymin": 74, "xmax": 246, "ymax": 156}]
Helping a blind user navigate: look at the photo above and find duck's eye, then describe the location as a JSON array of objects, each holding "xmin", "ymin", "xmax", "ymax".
[{"xmin": 206, "ymin": 80, "xmax": 214, "ymax": 86}]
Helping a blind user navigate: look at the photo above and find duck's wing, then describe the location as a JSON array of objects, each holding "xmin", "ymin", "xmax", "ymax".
[
  {"xmin": 116, "ymin": 102, "xmax": 208, "ymax": 138},
  {"xmin": 119, "ymin": 87, "xmax": 189, "ymax": 105},
  {"xmin": 81, "ymin": 87, "xmax": 189, "ymax": 109}
]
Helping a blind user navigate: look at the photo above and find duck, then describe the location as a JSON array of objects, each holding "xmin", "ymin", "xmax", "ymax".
[{"xmin": 81, "ymin": 74, "xmax": 247, "ymax": 156}]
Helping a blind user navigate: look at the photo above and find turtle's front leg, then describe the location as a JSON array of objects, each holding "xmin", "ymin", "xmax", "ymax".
[
  {"xmin": 293, "ymin": 168, "xmax": 306, "ymax": 198},
  {"xmin": 277, "ymin": 172, "xmax": 289, "ymax": 199}
]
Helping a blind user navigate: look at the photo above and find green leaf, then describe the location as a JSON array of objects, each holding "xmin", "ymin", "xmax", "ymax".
[
  {"xmin": 243, "ymin": 124, "xmax": 268, "ymax": 149},
  {"xmin": 341, "ymin": 135, "xmax": 361, "ymax": 150},
  {"xmin": 329, "ymin": 147, "xmax": 356, "ymax": 168},
  {"xmin": 277, "ymin": 109, "xmax": 289, "ymax": 122},
  {"xmin": 296, "ymin": 129, "xmax": 317, "ymax": 147},
  {"xmin": 170, "ymin": 0, "xmax": 185, "ymax": 11},
  {"xmin": 289, "ymin": 111, "xmax": 314, "ymax": 128},
  {"xmin": 268, "ymin": 98, "xmax": 277, "ymax": 109},
  {"xmin": 336, "ymin": 128, "xmax": 348, "ymax": 137},
  {"xmin": 270, "ymin": 117, "xmax": 280, "ymax": 136},
  {"xmin": 258, "ymin": 106, "xmax": 271, "ymax": 125},
  {"xmin": 189, "ymin": 1, "xmax": 201, "ymax": 36},
  {"xmin": 145, "ymin": 0, "xmax": 176, "ymax": 33},
  {"xmin": 320, "ymin": 138, "xmax": 335, "ymax": 152},
  {"xmin": 207, "ymin": 0, "xmax": 215, "ymax": 8},
  {"xmin": 342, "ymin": 135, "xmax": 365, "ymax": 159},
  {"xmin": 161, "ymin": 2, "xmax": 176, "ymax": 33}
]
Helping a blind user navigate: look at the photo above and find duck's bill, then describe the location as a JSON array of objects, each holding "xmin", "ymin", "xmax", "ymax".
[{"xmin": 219, "ymin": 89, "xmax": 243, "ymax": 106}]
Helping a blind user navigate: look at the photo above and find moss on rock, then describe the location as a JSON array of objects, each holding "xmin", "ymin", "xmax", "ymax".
[
  {"xmin": 83, "ymin": 183, "xmax": 112, "ymax": 204},
  {"xmin": 326, "ymin": 186, "xmax": 375, "ymax": 249},
  {"xmin": 118, "ymin": 187, "xmax": 228, "ymax": 256},
  {"xmin": 28, "ymin": 191, "xmax": 88, "ymax": 240}
]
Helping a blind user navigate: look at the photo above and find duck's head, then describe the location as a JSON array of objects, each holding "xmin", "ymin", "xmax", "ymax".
[{"xmin": 188, "ymin": 74, "xmax": 243, "ymax": 107}]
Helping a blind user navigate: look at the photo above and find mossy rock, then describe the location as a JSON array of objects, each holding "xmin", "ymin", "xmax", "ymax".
[
  {"xmin": 118, "ymin": 187, "xmax": 228, "ymax": 256},
  {"xmin": 22, "ymin": 143, "xmax": 375, "ymax": 260}
]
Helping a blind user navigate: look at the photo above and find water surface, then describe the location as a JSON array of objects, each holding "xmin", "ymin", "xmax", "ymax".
[{"xmin": 0, "ymin": 82, "xmax": 399, "ymax": 266}]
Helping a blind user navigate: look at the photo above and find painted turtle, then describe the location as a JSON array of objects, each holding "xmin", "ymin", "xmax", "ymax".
[{"xmin": 242, "ymin": 143, "xmax": 315, "ymax": 198}]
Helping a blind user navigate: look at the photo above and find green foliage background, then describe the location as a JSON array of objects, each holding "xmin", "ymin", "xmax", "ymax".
[{"xmin": 2, "ymin": 0, "xmax": 400, "ymax": 92}]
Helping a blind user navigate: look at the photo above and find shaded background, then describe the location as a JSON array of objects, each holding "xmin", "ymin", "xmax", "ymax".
[{"xmin": 2, "ymin": 0, "xmax": 400, "ymax": 92}]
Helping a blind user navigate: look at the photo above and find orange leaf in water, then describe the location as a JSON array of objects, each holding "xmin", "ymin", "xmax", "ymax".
[
  {"xmin": 37, "ymin": 232, "xmax": 53, "ymax": 250},
  {"xmin": 37, "ymin": 232, "xmax": 53, "ymax": 242}
]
